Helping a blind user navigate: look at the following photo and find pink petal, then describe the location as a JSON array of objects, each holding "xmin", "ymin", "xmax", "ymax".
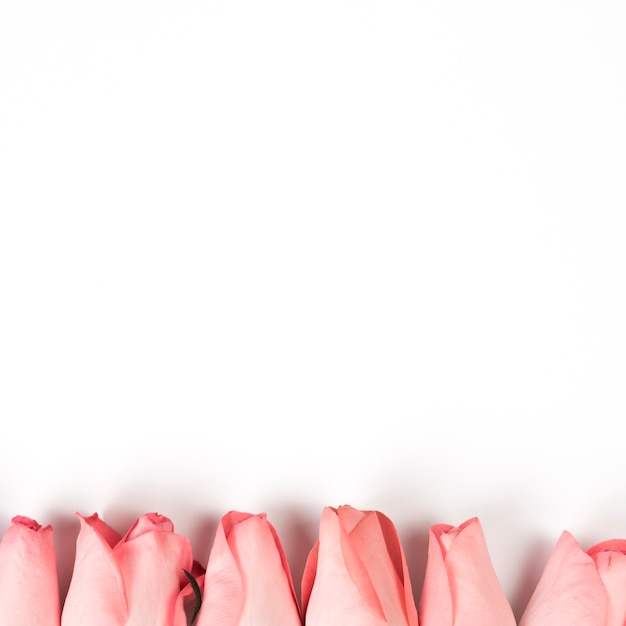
[
  {"xmin": 196, "ymin": 511, "xmax": 301, "ymax": 626},
  {"xmin": 265, "ymin": 515, "xmax": 301, "ymax": 609},
  {"xmin": 418, "ymin": 526, "xmax": 454, "ymax": 626},
  {"xmin": 62, "ymin": 512, "xmax": 194, "ymax": 626},
  {"xmin": 83, "ymin": 512, "xmax": 123, "ymax": 548},
  {"xmin": 121, "ymin": 512, "xmax": 175, "ymax": 541},
  {"xmin": 588, "ymin": 539, "xmax": 626, "ymax": 626},
  {"xmin": 0, "ymin": 516, "xmax": 61, "ymax": 626},
  {"xmin": 114, "ymin": 513, "xmax": 193, "ymax": 626},
  {"xmin": 301, "ymin": 540, "xmax": 320, "ymax": 616},
  {"xmin": 194, "ymin": 516, "xmax": 243, "ymax": 625},
  {"xmin": 519, "ymin": 531, "xmax": 608, "ymax": 626},
  {"xmin": 420, "ymin": 517, "xmax": 515, "ymax": 626},
  {"xmin": 304, "ymin": 506, "xmax": 417, "ymax": 626},
  {"xmin": 342, "ymin": 508, "xmax": 418, "ymax": 626},
  {"xmin": 337, "ymin": 505, "xmax": 368, "ymax": 533},
  {"xmin": 61, "ymin": 514, "xmax": 128, "ymax": 626}
]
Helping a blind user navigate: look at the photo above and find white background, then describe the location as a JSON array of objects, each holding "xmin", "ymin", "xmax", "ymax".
[{"xmin": 1, "ymin": 1, "xmax": 625, "ymax": 621}]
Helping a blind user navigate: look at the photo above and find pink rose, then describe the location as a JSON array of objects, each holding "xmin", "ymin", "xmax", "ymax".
[
  {"xmin": 61, "ymin": 512, "xmax": 201, "ymax": 626},
  {"xmin": 588, "ymin": 539, "xmax": 626, "ymax": 625},
  {"xmin": 301, "ymin": 505, "xmax": 419, "ymax": 626},
  {"xmin": 519, "ymin": 531, "xmax": 626, "ymax": 626},
  {"xmin": 0, "ymin": 515, "xmax": 61, "ymax": 626},
  {"xmin": 195, "ymin": 510, "xmax": 301, "ymax": 626},
  {"xmin": 418, "ymin": 517, "xmax": 515, "ymax": 626}
]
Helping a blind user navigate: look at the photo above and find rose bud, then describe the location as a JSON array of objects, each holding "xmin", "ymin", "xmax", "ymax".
[
  {"xmin": 588, "ymin": 538, "xmax": 626, "ymax": 625},
  {"xmin": 418, "ymin": 517, "xmax": 515, "ymax": 626},
  {"xmin": 61, "ymin": 512, "xmax": 202, "ymax": 626},
  {"xmin": 0, "ymin": 515, "xmax": 61, "ymax": 626},
  {"xmin": 302, "ymin": 505, "xmax": 418, "ymax": 626},
  {"xmin": 519, "ymin": 531, "xmax": 626, "ymax": 626},
  {"xmin": 195, "ymin": 511, "xmax": 301, "ymax": 626}
]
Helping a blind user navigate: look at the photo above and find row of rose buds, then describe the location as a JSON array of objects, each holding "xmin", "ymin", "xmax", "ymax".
[{"xmin": 1, "ymin": 505, "xmax": 625, "ymax": 625}]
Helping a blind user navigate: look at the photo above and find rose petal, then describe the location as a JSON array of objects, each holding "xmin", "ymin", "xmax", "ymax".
[
  {"xmin": 342, "ymin": 508, "xmax": 417, "ymax": 626},
  {"xmin": 519, "ymin": 531, "xmax": 608, "ymax": 626},
  {"xmin": 418, "ymin": 526, "xmax": 454, "ymax": 625},
  {"xmin": 62, "ymin": 512, "xmax": 193, "ymax": 626},
  {"xmin": 0, "ymin": 516, "xmax": 61, "ymax": 626},
  {"xmin": 420, "ymin": 517, "xmax": 515, "ymax": 626},
  {"xmin": 303, "ymin": 505, "xmax": 417, "ymax": 626},
  {"xmin": 115, "ymin": 514, "xmax": 193, "ymax": 626},
  {"xmin": 301, "ymin": 540, "xmax": 320, "ymax": 616},
  {"xmin": 61, "ymin": 514, "xmax": 128, "ymax": 626},
  {"xmin": 196, "ymin": 511, "xmax": 301, "ymax": 626},
  {"xmin": 588, "ymin": 539, "xmax": 626, "ymax": 626}
]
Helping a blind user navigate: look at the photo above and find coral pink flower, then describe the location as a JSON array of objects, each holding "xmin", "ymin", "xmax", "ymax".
[
  {"xmin": 519, "ymin": 531, "xmax": 626, "ymax": 626},
  {"xmin": 61, "ymin": 512, "xmax": 200, "ymax": 626},
  {"xmin": 195, "ymin": 511, "xmax": 301, "ymax": 626},
  {"xmin": 302, "ymin": 505, "xmax": 418, "ymax": 626},
  {"xmin": 587, "ymin": 539, "xmax": 626, "ymax": 625},
  {"xmin": 0, "ymin": 515, "xmax": 61, "ymax": 626},
  {"xmin": 418, "ymin": 517, "xmax": 515, "ymax": 626}
]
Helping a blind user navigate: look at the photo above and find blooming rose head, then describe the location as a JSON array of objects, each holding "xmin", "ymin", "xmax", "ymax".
[
  {"xmin": 418, "ymin": 517, "xmax": 515, "ymax": 626},
  {"xmin": 61, "ymin": 512, "xmax": 202, "ymax": 626},
  {"xmin": 301, "ymin": 505, "xmax": 418, "ymax": 626},
  {"xmin": 519, "ymin": 531, "xmax": 626, "ymax": 626},
  {"xmin": 195, "ymin": 510, "xmax": 301, "ymax": 626},
  {"xmin": 0, "ymin": 515, "xmax": 61, "ymax": 626}
]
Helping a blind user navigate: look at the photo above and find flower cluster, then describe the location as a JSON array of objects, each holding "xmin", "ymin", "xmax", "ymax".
[{"xmin": 1, "ymin": 505, "xmax": 624, "ymax": 625}]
